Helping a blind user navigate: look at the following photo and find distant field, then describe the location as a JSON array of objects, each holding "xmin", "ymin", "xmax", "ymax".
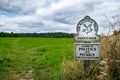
[{"xmin": 0, "ymin": 38, "xmax": 74, "ymax": 80}]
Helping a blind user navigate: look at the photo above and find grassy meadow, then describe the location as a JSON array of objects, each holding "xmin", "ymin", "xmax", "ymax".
[
  {"xmin": 0, "ymin": 38, "xmax": 74, "ymax": 80},
  {"xmin": 0, "ymin": 34, "xmax": 120, "ymax": 80}
]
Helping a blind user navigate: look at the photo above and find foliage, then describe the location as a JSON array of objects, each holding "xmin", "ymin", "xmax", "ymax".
[
  {"xmin": 0, "ymin": 32, "xmax": 74, "ymax": 38},
  {"xmin": 113, "ymin": 29, "xmax": 120, "ymax": 35}
]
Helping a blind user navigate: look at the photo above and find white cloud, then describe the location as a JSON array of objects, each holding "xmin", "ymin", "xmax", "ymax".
[
  {"xmin": 36, "ymin": 0, "xmax": 75, "ymax": 16},
  {"xmin": 0, "ymin": 0, "xmax": 119, "ymax": 35}
]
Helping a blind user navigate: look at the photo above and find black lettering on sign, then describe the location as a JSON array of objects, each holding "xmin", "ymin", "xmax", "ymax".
[
  {"xmin": 79, "ymin": 48, "xmax": 96, "ymax": 51},
  {"xmin": 79, "ymin": 53, "xmax": 95, "ymax": 56},
  {"xmin": 79, "ymin": 48, "xmax": 85, "ymax": 50},
  {"xmin": 77, "ymin": 37, "xmax": 97, "ymax": 40},
  {"xmin": 85, "ymin": 51, "xmax": 90, "ymax": 53}
]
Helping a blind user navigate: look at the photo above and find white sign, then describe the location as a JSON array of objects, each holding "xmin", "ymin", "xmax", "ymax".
[
  {"xmin": 74, "ymin": 43, "xmax": 100, "ymax": 60},
  {"xmin": 74, "ymin": 16, "xmax": 100, "ymax": 42}
]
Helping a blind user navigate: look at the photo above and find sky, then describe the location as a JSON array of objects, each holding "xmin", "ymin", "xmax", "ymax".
[{"xmin": 0, "ymin": 0, "xmax": 120, "ymax": 35}]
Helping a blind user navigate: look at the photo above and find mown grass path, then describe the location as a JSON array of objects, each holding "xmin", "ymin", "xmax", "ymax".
[{"xmin": 0, "ymin": 38, "xmax": 74, "ymax": 80}]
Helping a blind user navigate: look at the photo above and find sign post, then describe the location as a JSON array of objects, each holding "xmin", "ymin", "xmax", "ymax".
[{"xmin": 74, "ymin": 16, "xmax": 100, "ymax": 78}]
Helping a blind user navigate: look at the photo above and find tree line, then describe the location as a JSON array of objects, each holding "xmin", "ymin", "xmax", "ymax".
[
  {"xmin": 0, "ymin": 32, "xmax": 74, "ymax": 38},
  {"xmin": 0, "ymin": 30, "xmax": 119, "ymax": 38}
]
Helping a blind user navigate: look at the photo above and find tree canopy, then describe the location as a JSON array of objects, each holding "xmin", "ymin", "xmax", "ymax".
[{"xmin": 0, "ymin": 32, "xmax": 74, "ymax": 38}]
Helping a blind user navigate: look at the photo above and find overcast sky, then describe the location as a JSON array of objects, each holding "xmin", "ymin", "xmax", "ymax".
[{"xmin": 0, "ymin": 0, "xmax": 120, "ymax": 35}]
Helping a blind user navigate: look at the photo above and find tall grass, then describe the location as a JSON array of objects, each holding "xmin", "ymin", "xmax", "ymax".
[{"xmin": 62, "ymin": 33, "xmax": 120, "ymax": 80}]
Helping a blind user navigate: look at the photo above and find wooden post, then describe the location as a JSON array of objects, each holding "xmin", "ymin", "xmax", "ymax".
[
  {"xmin": 84, "ymin": 60, "xmax": 90, "ymax": 77},
  {"xmin": 83, "ymin": 42, "xmax": 90, "ymax": 78}
]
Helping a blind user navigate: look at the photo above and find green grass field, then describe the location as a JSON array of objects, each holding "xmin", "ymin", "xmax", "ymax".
[
  {"xmin": 0, "ymin": 38, "xmax": 74, "ymax": 80},
  {"xmin": 1, "ymin": 37, "xmax": 120, "ymax": 80}
]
